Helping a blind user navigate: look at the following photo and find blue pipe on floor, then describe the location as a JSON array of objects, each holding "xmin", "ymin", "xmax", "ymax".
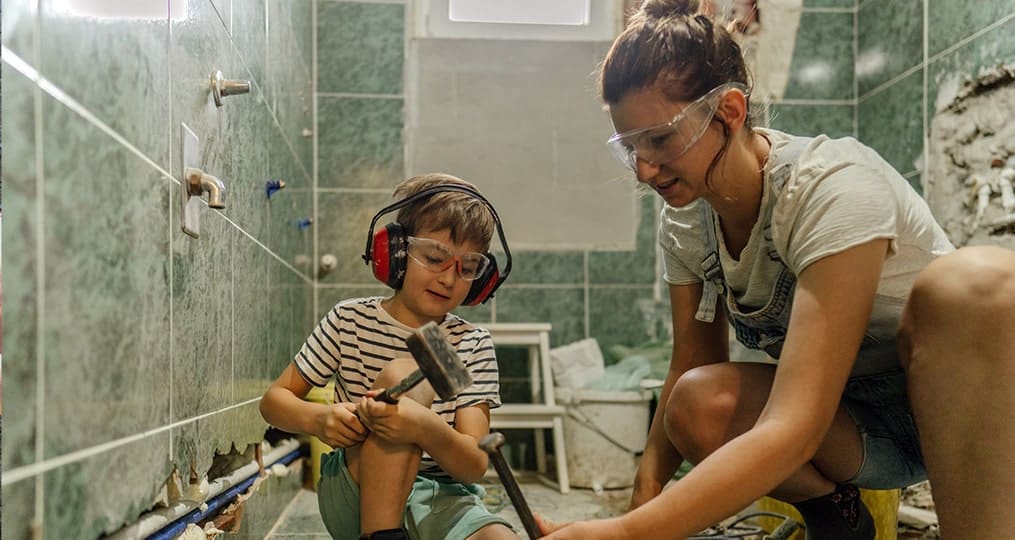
[{"xmin": 145, "ymin": 448, "xmax": 302, "ymax": 540}]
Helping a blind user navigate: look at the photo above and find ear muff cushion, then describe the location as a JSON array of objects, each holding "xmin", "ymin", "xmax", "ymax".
[
  {"xmin": 371, "ymin": 223, "xmax": 407, "ymax": 289},
  {"xmin": 464, "ymin": 253, "xmax": 500, "ymax": 306}
]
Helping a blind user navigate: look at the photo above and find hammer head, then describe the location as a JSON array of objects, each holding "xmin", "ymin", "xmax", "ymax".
[{"xmin": 405, "ymin": 321, "xmax": 474, "ymax": 400}]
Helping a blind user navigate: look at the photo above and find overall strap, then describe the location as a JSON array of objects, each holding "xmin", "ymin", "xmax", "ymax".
[{"xmin": 693, "ymin": 135, "xmax": 813, "ymax": 323}]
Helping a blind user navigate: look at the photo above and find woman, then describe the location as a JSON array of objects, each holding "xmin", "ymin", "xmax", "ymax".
[{"xmin": 539, "ymin": 0, "xmax": 1015, "ymax": 538}]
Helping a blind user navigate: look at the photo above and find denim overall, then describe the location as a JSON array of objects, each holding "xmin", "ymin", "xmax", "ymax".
[{"xmin": 693, "ymin": 136, "xmax": 926, "ymax": 488}]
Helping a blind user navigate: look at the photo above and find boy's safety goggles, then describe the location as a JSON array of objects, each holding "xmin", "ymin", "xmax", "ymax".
[
  {"xmin": 606, "ymin": 82, "xmax": 749, "ymax": 171},
  {"xmin": 407, "ymin": 236, "xmax": 490, "ymax": 281}
]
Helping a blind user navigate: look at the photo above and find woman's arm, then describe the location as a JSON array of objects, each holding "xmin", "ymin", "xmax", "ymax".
[
  {"xmin": 631, "ymin": 282, "xmax": 730, "ymax": 509},
  {"xmin": 616, "ymin": 239, "xmax": 891, "ymax": 540}
]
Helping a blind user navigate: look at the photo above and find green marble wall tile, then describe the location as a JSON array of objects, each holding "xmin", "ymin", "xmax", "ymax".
[
  {"xmin": 804, "ymin": 0, "xmax": 854, "ymax": 6},
  {"xmin": 233, "ymin": 469, "xmax": 306, "ymax": 539},
  {"xmin": 172, "ymin": 0, "xmax": 271, "ymax": 244},
  {"xmin": 589, "ymin": 287, "xmax": 669, "ymax": 358},
  {"xmin": 767, "ymin": 103, "xmax": 855, "ymax": 138},
  {"xmin": 43, "ymin": 435, "xmax": 172, "ymax": 539},
  {"xmin": 174, "ymin": 404, "xmax": 266, "ymax": 481},
  {"xmin": 857, "ymin": 0, "xmax": 923, "ymax": 96},
  {"xmin": 232, "ymin": 0, "xmax": 268, "ymax": 96},
  {"xmin": 783, "ymin": 11, "xmax": 855, "ymax": 100},
  {"xmin": 928, "ymin": 17, "xmax": 1015, "ymax": 115},
  {"xmin": 928, "ymin": 0, "xmax": 1015, "ymax": 58},
  {"xmin": 2, "ymin": 0, "xmax": 36, "ymax": 61},
  {"xmin": 41, "ymin": 97, "xmax": 172, "ymax": 456},
  {"xmin": 268, "ymin": 124, "xmax": 315, "ymax": 272},
  {"xmin": 317, "ymin": 1, "xmax": 405, "ymax": 95},
  {"xmin": 858, "ymin": 69, "xmax": 924, "ymax": 182},
  {"xmin": 267, "ymin": 0, "xmax": 315, "ymax": 173},
  {"xmin": 210, "ymin": 0, "xmax": 231, "ymax": 30},
  {"xmin": 39, "ymin": 0, "xmax": 171, "ymax": 167},
  {"xmin": 292, "ymin": 1, "xmax": 315, "ymax": 75},
  {"xmin": 2, "ymin": 67, "xmax": 39, "ymax": 469},
  {"xmin": 172, "ymin": 210, "xmax": 234, "ymax": 421},
  {"xmin": 234, "ymin": 233, "xmax": 273, "ymax": 401},
  {"xmin": 270, "ymin": 259, "xmax": 307, "ymax": 370},
  {"xmin": 494, "ymin": 287, "xmax": 585, "ymax": 347},
  {"xmin": 317, "ymin": 96, "xmax": 405, "ymax": 189},
  {"xmin": 1, "ymin": 479, "xmax": 36, "ymax": 540},
  {"xmin": 508, "ymin": 251, "xmax": 585, "ymax": 285},
  {"xmin": 589, "ymin": 196, "xmax": 658, "ymax": 284},
  {"xmin": 317, "ymin": 190, "xmax": 393, "ymax": 283}
]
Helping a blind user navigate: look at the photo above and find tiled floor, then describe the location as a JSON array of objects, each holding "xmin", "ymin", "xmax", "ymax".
[{"xmin": 265, "ymin": 472, "xmax": 631, "ymax": 539}]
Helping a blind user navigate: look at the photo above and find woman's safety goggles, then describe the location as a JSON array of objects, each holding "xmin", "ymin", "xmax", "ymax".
[
  {"xmin": 407, "ymin": 236, "xmax": 490, "ymax": 281},
  {"xmin": 606, "ymin": 82, "xmax": 749, "ymax": 171}
]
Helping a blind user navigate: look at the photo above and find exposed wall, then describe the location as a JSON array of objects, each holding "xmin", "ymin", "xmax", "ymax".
[
  {"xmin": 1, "ymin": 1, "xmax": 315, "ymax": 537},
  {"xmin": 856, "ymin": 0, "xmax": 1015, "ymax": 196}
]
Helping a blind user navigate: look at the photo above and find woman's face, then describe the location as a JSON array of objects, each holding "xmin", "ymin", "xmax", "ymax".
[{"xmin": 608, "ymin": 84, "xmax": 727, "ymax": 208}]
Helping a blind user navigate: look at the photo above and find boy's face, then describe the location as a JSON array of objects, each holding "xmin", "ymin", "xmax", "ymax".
[{"xmin": 386, "ymin": 228, "xmax": 484, "ymax": 327}]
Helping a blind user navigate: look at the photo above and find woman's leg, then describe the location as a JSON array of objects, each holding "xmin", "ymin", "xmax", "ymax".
[
  {"xmin": 898, "ymin": 245, "xmax": 1015, "ymax": 538},
  {"xmin": 667, "ymin": 362, "xmax": 875, "ymax": 538},
  {"xmin": 665, "ymin": 362, "xmax": 864, "ymax": 501},
  {"xmin": 348, "ymin": 358, "xmax": 436, "ymax": 536}
]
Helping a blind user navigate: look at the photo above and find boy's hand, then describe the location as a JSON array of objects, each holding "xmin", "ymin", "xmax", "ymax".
[
  {"xmin": 356, "ymin": 390, "xmax": 430, "ymax": 445},
  {"xmin": 314, "ymin": 402, "xmax": 368, "ymax": 448}
]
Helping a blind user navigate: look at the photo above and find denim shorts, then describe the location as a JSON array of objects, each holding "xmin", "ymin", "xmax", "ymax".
[
  {"xmin": 317, "ymin": 448, "xmax": 513, "ymax": 540},
  {"xmin": 841, "ymin": 368, "xmax": 927, "ymax": 489}
]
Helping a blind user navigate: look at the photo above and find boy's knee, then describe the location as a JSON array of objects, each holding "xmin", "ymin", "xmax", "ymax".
[{"xmin": 373, "ymin": 357, "xmax": 420, "ymax": 389}]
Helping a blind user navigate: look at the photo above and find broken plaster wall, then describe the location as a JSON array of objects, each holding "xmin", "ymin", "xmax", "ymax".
[{"xmin": 925, "ymin": 67, "xmax": 1015, "ymax": 249}]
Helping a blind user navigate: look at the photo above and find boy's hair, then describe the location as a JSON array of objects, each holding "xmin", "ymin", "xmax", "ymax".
[{"xmin": 392, "ymin": 173, "xmax": 496, "ymax": 251}]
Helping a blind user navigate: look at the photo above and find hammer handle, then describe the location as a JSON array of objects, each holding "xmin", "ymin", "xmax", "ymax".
[
  {"xmin": 488, "ymin": 449, "xmax": 541, "ymax": 539},
  {"xmin": 373, "ymin": 369, "xmax": 424, "ymax": 404}
]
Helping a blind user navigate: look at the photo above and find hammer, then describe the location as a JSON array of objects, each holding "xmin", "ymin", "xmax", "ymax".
[
  {"xmin": 480, "ymin": 432, "xmax": 542, "ymax": 539},
  {"xmin": 374, "ymin": 321, "xmax": 473, "ymax": 404}
]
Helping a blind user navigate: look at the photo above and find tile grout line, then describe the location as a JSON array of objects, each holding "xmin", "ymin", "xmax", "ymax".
[
  {"xmin": 2, "ymin": 398, "xmax": 264, "ymax": 485},
  {"xmin": 313, "ymin": 0, "xmax": 321, "ymax": 322},
  {"xmin": 30, "ymin": 0, "xmax": 47, "ymax": 527}
]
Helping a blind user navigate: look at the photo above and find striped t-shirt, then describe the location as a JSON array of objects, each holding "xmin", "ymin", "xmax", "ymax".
[{"xmin": 293, "ymin": 296, "xmax": 501, "ymax": 478}]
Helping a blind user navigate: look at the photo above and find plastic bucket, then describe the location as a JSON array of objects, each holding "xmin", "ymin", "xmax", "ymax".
[
  {"xmin": 305, "ymin": 382, "xmax": 336, "ymax": 491},
  {"xmin": 555, "ymin": 387, "xmax": 653, "ymax": 490},
  {"xmin": 756, "ymin": 488, "xmax": 900, "ymax": 540}
]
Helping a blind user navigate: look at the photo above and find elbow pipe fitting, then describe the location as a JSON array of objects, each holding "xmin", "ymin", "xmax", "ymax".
[{"xmin": 185, "ymin": 167, "xmax": 226, "ymax": 209}]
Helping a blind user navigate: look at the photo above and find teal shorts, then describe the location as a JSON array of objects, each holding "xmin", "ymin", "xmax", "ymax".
[{"xmin": 317, "ymin": 448, "xmax": 513, "ymax": 540}]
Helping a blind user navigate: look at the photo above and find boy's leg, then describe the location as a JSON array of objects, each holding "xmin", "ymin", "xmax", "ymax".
[
  {"xmin": 352, "ymin": 358, "xmax": 436, "ymax": 536},
  {"xmin": 898, "ymin": 245, "xmax": 1015, "ymax": 538}
]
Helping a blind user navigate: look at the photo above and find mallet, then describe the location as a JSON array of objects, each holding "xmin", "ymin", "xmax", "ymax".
[
  {"xmin": 374, "ymin": 321, "xmax": 473, "ymax": 403},
  {"xmin": 479, "ymin": 432, "xmax": 541, "ymax": 539}
]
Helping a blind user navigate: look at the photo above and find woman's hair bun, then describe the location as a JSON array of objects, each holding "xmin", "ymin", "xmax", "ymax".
[{"xmin": 640, "ymin": 0, "xmax": 700, "ymax": 19}]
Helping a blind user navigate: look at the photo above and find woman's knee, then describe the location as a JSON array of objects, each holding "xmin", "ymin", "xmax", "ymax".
[
  {"xmin": 664, "ymin": 365, "xmax": 745, "ymax": 459},
  {"xmin": 908, "ymin": 246, "xmax": 1015, "ymax": 324}
]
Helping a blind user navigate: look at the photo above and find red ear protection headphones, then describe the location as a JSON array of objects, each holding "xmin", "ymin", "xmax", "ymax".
[{"xmin": 362, "ymin": 184, "xmax": 512, "ymax": 306}]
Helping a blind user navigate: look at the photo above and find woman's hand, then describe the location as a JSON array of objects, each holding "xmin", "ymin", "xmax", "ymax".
[
  {"xmin": 536, "ymin": 514, "xmax": 630, "ymax": 540},
  {"xmin": 356, "ymin": 390, "xmax": 431, "ymax": 445},
  {"xmin": 314, "ymin": 402, "xmax": 367, "ymax": 448}
]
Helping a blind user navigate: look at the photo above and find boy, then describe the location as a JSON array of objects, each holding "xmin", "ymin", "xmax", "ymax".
[{"xmin": 260, "ymin": 174, "xmax": 518, "ymax": 540}]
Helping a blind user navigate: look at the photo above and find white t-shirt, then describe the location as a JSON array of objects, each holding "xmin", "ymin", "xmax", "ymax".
[
  {"xmin": 660, "ymin": 128, "xmax": 954, "ymax": 309},
  {"xmin": 294, "ymin": 296, "xmax": 501, "ymax": 478}
]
